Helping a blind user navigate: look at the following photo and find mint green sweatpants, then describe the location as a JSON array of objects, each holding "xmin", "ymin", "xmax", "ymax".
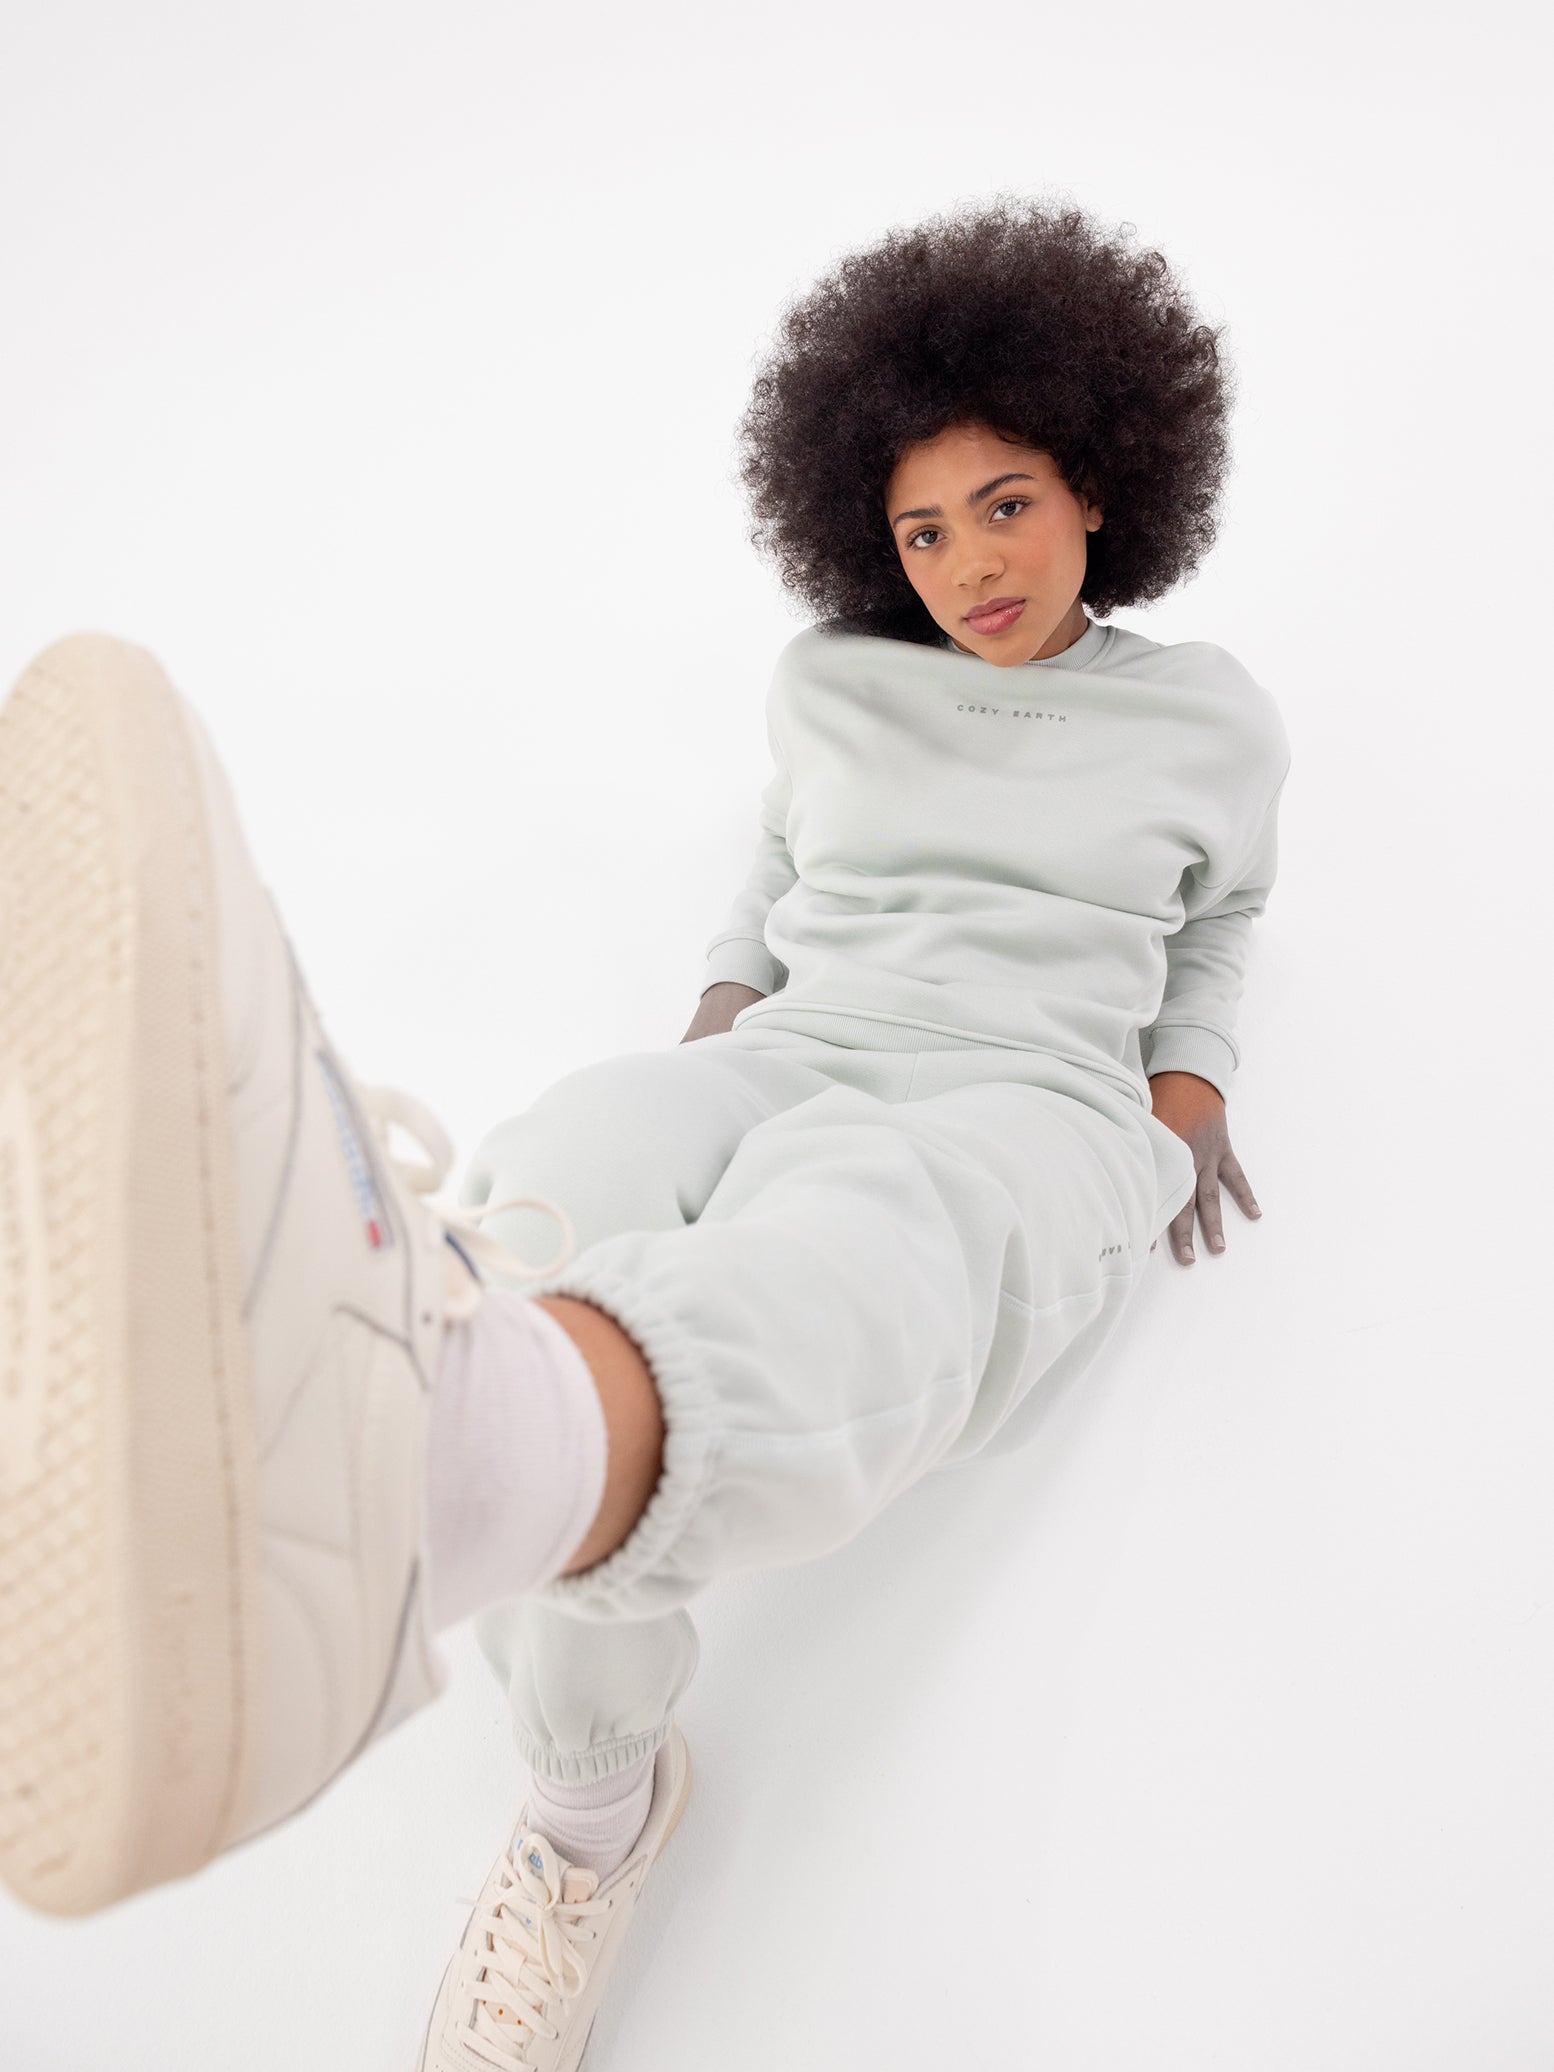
[{"xmin": 458, "ymin": 1021, "xmax": 1196, "ymax": 1784}]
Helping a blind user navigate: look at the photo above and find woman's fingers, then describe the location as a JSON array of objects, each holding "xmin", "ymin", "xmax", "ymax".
[
  {"xmin": 1167, "ymin": 1151, "xmax": 1261, "ymax": 1265},
  {"xmin": 1150, "ymin": 1128, "xmax": 1262, "ymax": 1269},
  {"xmin": 1219, "ymin": 1147, "xmax": 1262, "ymax": 1222},
  {"xmin": 1198, "ymin": 1167, "xmax": 1227, "ymax": 1254}
]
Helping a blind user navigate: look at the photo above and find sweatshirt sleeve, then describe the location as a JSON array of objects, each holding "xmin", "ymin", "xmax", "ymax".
[
  {"xmin": 1140, "ymin": 765, "xmax": 1289, "ymax": 1102},
  {"xmin": 699, "ymin": 722, "xmax": 798, "ymax": 999}
]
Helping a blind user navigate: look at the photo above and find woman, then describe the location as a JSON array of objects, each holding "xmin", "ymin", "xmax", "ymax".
[{"xmin": 0, "ymin": 194, "xmax": 1290, "ymax": 2065}]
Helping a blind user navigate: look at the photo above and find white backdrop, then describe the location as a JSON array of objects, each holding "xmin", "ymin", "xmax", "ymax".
[{"xmin": 2, "ymin": 2, "xmax": 1551, "ymax": 2066}]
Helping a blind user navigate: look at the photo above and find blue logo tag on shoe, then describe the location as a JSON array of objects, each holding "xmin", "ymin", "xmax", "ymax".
[{"xmin": 315, "ymin": 1048, "xmax": 395, "ymax": 1252}]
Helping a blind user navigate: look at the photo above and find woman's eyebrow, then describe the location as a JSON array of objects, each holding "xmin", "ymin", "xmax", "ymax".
[{"xmin": 888, "ymin": 472, "xmax": 1038, "ymax": 529}]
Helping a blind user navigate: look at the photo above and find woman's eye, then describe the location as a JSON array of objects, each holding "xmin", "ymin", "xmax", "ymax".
[{"xmin": 907, "ymin": 498, "xmax": 1027, "ymax": 550}]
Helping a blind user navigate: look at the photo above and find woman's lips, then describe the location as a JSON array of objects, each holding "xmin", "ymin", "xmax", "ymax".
[{"xmin": 965, "ymin": 599, "xmax": 1026, "ymax": 635}]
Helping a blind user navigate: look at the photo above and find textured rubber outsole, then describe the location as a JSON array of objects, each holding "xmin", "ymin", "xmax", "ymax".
[{"xmin": 0, "ymin": 633, "xmax": 263, "ymax": 1916}]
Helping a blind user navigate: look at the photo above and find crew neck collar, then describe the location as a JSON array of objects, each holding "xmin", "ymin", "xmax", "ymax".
[{"xmin": 944, "ymin": 612, "xmax": 1111, "ymax": 671}]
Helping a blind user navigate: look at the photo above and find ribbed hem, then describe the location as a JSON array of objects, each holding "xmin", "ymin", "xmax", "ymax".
[
  {"xmin": 730, "ymin": 1002, "xmax": 1152, "ymax": 1122},
  {"xmin": 516, "ymin": 1261, "xmax": 723, "ymax": 1620},
  {"xmin": 518, "ymin": 1724, "xmax": 670, "ymax": 1787},
  {"xmin": 733, "ymin": 1001, "xmax": 968, "ymax": 1051}
]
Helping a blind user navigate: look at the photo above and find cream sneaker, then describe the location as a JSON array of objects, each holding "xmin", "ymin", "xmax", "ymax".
[
  {"xmin": 418, "ymin": 1726, "xmax": 693, "ymax": 2072},
  {"xmin": 0, "ymin": 632, "xmax": 577, "ymax": 1917}
]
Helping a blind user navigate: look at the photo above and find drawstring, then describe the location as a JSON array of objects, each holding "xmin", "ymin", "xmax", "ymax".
[{"xmin": 355, "ymin": 1082, "xmax": 578, "ymax": 1322}]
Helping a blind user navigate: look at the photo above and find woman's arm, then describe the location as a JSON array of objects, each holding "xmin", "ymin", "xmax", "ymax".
[
  {"xmin": 681, "ymin": 980, "xmax": 766, "ymax": 1043},
  {"xmin": 697, "ymin": 722, "xmax": 798, "ymax": 1001},
  {"xmin": 685, "ymin": 719, "xmax": 798, "ymax": 1042},
  {"xmin": 1141, "ymin": 766, "xmax": 1289, "ymax": 1103},
  {"xmin": 1145, "ymin": 763, "xmax": 1290, "ymax": 1265}
]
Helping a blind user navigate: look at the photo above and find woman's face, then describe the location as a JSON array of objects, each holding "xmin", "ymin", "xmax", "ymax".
[{"xmin": 884, "ymin": 421, "xmax": 1103, "ymax": 666}]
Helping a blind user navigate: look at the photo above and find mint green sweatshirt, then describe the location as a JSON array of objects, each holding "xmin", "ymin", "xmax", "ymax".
[{"xmin": 700, "ymin": 612, "xmax": 1291, "ymax": 1110}]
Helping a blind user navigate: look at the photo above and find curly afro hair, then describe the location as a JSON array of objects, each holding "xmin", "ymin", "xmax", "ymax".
[{"xmin": 734, "ymin": 193, "xmax": 1234, "ymax": 641}]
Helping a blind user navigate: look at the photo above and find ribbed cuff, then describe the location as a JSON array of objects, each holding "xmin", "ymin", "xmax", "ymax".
[
  {"xmin": 1142, "ymin": 1023, "xmax": 1238, "ymax": 1103},
  {"xmin": 518, "ymin": 1260, "xmax": 722, "ymax": 1622},
  {"xmin": 517, "ymin": 1724, "xmax": 672, "ymax": 1786},
  {"xmin": 700, "ymin": 935, "xmax": 782, "ymax": 996}
]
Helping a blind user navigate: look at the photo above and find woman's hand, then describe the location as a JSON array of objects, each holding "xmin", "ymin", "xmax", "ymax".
[
  {"xmin": 1147, "ymin": 1069, "xmax": 1262, "ymax": 1265},
  {"xmin": 680, "ymin": 981, "xmax": 765, "ymax": 1044}
]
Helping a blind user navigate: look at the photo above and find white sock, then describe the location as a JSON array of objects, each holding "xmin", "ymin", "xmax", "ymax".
[
  {"xmin": 526, "ymin": 1750, "xmax": 657, "ymax": 1881},
  {"xmin": 419, "ymin": 1280, "xmax": 609, "ymax": 1637}
]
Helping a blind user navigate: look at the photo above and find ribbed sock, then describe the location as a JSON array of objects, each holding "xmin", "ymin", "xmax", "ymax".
[
  {"xmin": 420, "ymin": 1280, "xmax": 609, "ymax": 1637},
  {"xmin": 525, "ymin": 1750, "xmax": 657, "ymax": 1881}
]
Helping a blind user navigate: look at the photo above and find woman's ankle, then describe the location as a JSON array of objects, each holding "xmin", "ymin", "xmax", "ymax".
[{"xmin": 533, "ymin": 1296, "xmax": 665, "ymax": 1574}]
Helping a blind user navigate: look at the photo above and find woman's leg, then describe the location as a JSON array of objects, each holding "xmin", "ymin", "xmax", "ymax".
[
  {"xmin": 0, "ymin": 625, "xmax": 1184, "ymax": 1914},
  {"xmin": 495, "ymin": 1044, "xmax": 1171, "ymax": 1632},
  {"xmin": 449, "ymin": 1034, "xmax": 869, "ymax": 1800}
]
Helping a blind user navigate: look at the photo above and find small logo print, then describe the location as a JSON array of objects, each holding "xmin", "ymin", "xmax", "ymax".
[
  {"xmin": 955, "ymin": 704, "xmax": 1068, "ymax": 721},
  {"xmin": 315, "ymin": 1049, "xmax": 394, "ymax": 1252},
  {"xmin": 0, "ymin": 1076, "xmax": 49, "ymax": 1497}
]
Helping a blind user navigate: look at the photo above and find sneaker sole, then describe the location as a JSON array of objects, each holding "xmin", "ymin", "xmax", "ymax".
[
  {"xmin": 566, "ymin": 1736, "xmax": 695, "ymax": 2072},
  {"xmin": 0, "ymin": 634, "xmax": 264, "ymax": 1916}
]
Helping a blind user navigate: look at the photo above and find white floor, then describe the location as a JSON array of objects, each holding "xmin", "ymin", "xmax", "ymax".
[
  {"xmin": 3, "ymin": 1207, "xmax": 1549, "ymax": 2070},
  {"xmin": 1, "ymin": 0, "xmax": 1550, "ymax": 2063}
]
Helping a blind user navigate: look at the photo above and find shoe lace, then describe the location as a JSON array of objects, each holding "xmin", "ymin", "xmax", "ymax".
[
  {"xmin": 460, "ymin": 1830, "xmax": 614, "ymax": 2066},
  {"xmin": 355, "ymin": 1083, "xmax": 578, "ymax": 1321}
]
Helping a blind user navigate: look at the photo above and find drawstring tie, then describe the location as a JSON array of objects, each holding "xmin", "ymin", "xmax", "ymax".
[{"xmin": 355, "ymin": 1082, "xmax": 579, "ymax": 1323}]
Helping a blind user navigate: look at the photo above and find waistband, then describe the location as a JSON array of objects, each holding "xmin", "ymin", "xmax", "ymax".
[{"xmin": 729, "ymin": 1000, "xmax": 1150, "ymax": 1114}]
